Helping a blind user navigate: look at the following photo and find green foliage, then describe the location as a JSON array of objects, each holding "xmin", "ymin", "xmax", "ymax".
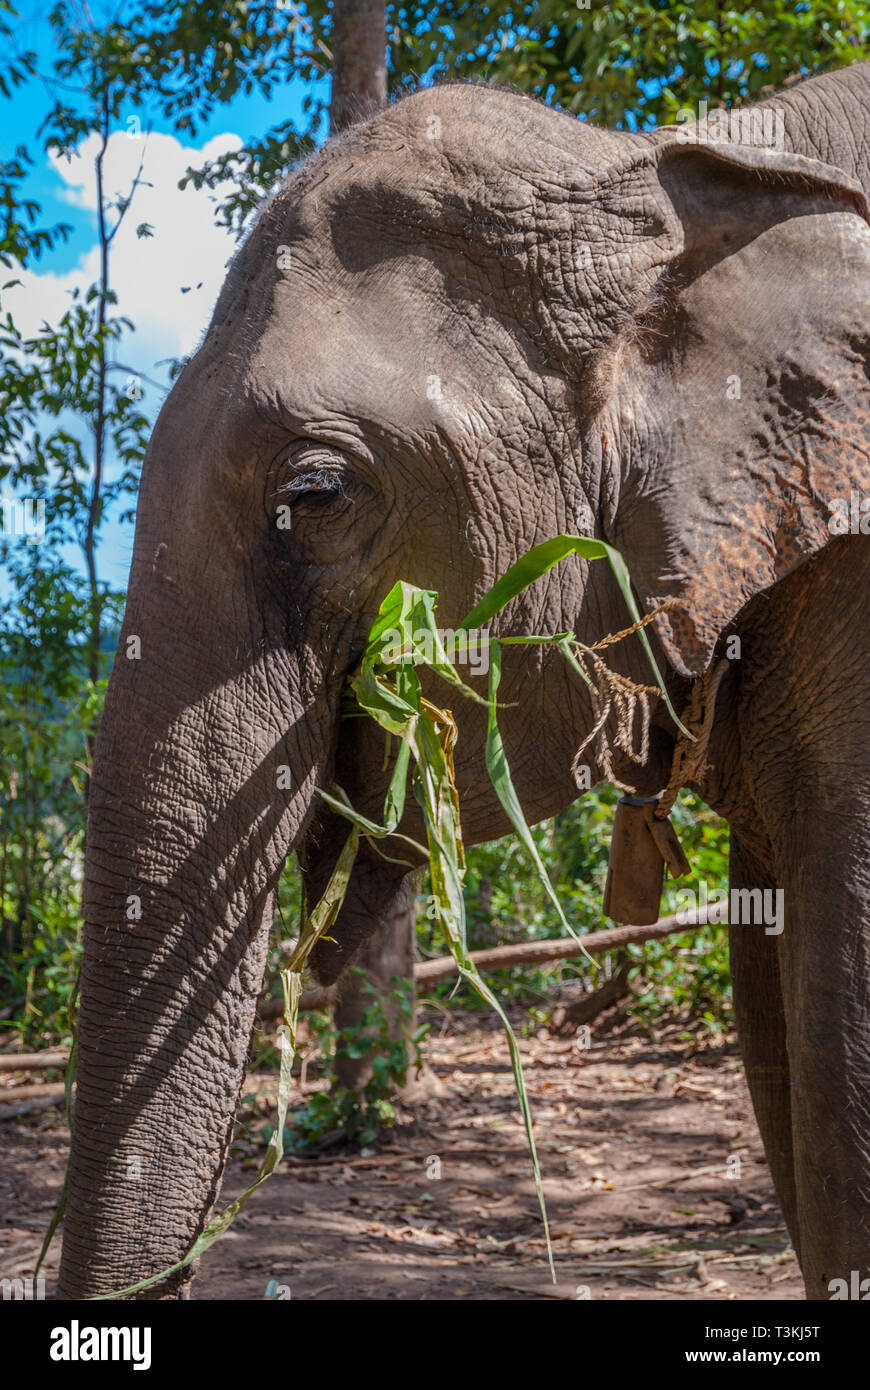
[
  {"xmin": 414, "ymin": 783, "xmax": 733, "ymax": 1034},
  {"xmin": 118, "ymin": 1, "xmax": 332, "ymax": 233},
  {"xmin": 634, "ymin": 793, "xmax": 731, "ymax": 1029},
  {"xmin": 286, "ymin": 972, "xmax": 427, "ymax": 1148},
  {"xmin": 417, "ymin": 787, "xmax": 731, "ymax": 1031},
  {"xmin": 0, "ymin": 549, "xmax": 114, "ymax": 1043},
  {"xmin": 388, "ymin": 2, "xmax": 870, "ymax": 124},
  {"xmin": 0, "ymin": 144, "xmax": 71, "ymax": 268},
  {"xmin": 0, "ymin": 1, "xmax": 151, "ymax": 1046},
  {"xmin": 0, "ymin": 287, "xmax": 149, "ymax": 532},
  {"xmin": 3, "ymin": 882, "xmax": 82, "ymax": 1048},
  {"xmin": 130, "ymin": 0, "xmax": 870, "ymax": 240}
]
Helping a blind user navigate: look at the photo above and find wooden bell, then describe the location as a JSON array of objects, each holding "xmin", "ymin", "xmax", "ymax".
[{"xmin": 603, "ymin": 796, "xmax": 690, "ymax": 926}]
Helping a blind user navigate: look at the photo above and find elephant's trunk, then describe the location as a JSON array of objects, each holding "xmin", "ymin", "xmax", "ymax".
[{"xmin": 57, "ymin": 526, "xmax": 337, "ymax": 1298}]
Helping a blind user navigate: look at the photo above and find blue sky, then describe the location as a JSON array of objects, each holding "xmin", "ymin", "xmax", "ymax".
[
  {"xmin": 4, "ymin": 3, "xmax": 328, "ymax": 266},
  {"xmin": 1, "ymin": 2, "xmax": 328, "ymax": 596}
]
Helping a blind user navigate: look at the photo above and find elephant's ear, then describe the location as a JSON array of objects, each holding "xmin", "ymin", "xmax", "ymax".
[{"xmin": 568, "ymin": 137, "xmax": 870, "ymax": 678}]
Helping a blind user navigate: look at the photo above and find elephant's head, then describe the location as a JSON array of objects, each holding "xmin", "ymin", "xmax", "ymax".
[{"xmin": 60, "ymin": 83, "xmax": 870, "ymax": 1297}]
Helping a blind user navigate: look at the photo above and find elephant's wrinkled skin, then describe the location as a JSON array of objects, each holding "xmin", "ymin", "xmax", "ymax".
[{"xmin": 59, "ymin": 62, "xmax": 870, "ymax": 1300}]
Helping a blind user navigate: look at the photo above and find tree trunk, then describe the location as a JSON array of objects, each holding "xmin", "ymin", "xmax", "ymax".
[{"xmin": 329, "ymin": 0, "xmax": 387, "ymax": 134}]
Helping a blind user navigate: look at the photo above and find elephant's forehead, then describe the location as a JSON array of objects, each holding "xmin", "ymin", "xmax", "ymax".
[
  {"xmin": 269, "ymin": 81, "xmax": 624, "ymax": 220},
  {"xmin": 244, "ymin": 249, "xmax": 492, "ymax": 443}
]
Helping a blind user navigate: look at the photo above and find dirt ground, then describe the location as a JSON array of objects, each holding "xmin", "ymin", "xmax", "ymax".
[{"xmin": 0, "ymin": 1012, "xmax": 803, "ymax": 1300}]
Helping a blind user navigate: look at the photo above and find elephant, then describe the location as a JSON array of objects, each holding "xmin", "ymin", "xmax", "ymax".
[{"xmin": 58, "ymin": 59, "xmax": 870, "ymax": 1300}]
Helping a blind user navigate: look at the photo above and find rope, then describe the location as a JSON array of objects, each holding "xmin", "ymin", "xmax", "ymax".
[
  {"xmin": 654, "ymin": 657, "xmax": 730, "ymax": 820},
  {"xmin": 571, "ymin": 598, "xmax": 686, "ymax": 794},
  {"xmin": 571, "ymin": 656, "xmax": 657, "ymax": 791},
  {"xmin": 586, "ymin": 596, "xmax": 687, "ymax": 652},
  {"xmin": 569, "ymin": 597, "xmax": 729, "ymax": 808}
]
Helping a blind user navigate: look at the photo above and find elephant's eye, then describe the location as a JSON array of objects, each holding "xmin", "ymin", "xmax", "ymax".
[
  {"xmin": 267, "ymin": 437, "xmax": 375, "ymax": 566},
  {"xmin": 271, "ymin": 440, "xmax": 351, "ymax": 514},
  {"xmin": 267, "ymin": 439, "xmax": 364, "ymax": 558},
  {"xmin": 277, "ymin": 468, "xmax": 345, "ymax": 505}
]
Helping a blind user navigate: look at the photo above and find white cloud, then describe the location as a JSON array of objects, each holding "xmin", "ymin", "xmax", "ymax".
[{"xmin": 7, "ymin": 129, "xmax": 249, "ymax": 365}]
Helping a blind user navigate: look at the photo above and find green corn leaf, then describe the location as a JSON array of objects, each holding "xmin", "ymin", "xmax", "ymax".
[
  {"xmin": 461, "ymin": 534, "xmax": 691, "ymax": 739},
  {"xmin": 383, "ymin": 736, "xmax": 412, "ymax": 831},
  {"xmin": 318, "ymin": 783, "xmax": 427, "ymax": 858},
  {"xmin": 363, "ymin": 579, "xmax": 427, "ymax": 652},
  {"xmin": 410, "ymin": 713, "xmax": 467, "ymax": 958},
  {"xmin": 349, "ymin": 660, "xmax": 418, "ymax": 735},
  {"xmin": 555, "ymin": 635, "xmax": 598, "ymax": 693},
  {"xmin": 485, "ymin": 640, "xmax": 594, "ymax": 961},
  {"xmin": 406, "ymin": 701, "xmax": 554, "ymax": 1278},
  {"xmin": 358, "ymin": 579, "xmax": 489, "ymax": 707}
]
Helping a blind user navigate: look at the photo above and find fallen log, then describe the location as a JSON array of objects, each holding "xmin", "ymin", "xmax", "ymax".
[
  {"xmin": 257, "ymin": 905, "xmax": 725, "ymax": 1022},
  {"xmin": 413, "ymin": 909, "xmax": 723, "ymax": 980},
  {"xmin": 0, "ymin": 1051, "xmax": 70, "ymax": 1072},
  {"xmin": 3, "ymin": 909, "xmax": 724, "ymax": 1046},
  {"xmin": 0, "ymin": 1080, "xmax": 66, "ymax": 1102},
  {"xmin": 0, "ymin": 1093, "xmax": 66, "ymax": 1121}
]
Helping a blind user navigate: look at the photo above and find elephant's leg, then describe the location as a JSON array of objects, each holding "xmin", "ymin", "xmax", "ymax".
[
  {"xmin": 728, "ymin": 831, "xmax": 800, "ymax": 1262},
  {"xmin": 333, "ymin": 877, "xmax": 416, "ymax": 1093},
  {"xmin": 303, "ymin": 824, "xmax": 419, "ymax": 1095},
  {"xmin": 774, "ymin": 845, "xmax": 870, "ymax": 1299},
  {"xmin": 721, "ymin": 541, "xmax": 870, "ymax": 1299}
]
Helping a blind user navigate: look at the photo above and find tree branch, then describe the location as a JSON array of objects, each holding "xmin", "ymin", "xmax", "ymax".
[{"xmin": 257, "ymin": 905, "xmax": 725, "ymax": 1022}]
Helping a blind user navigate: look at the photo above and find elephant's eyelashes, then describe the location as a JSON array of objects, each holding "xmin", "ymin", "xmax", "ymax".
[
  {"xmin": 271, "ymin": 439, "xmax": 354, "ymax": 512},
  {"xmin": 277, "ymin": 469, "xmax": 346, "ymax": 504}
]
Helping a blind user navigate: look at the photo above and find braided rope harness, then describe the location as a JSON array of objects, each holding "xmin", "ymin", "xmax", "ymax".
[
  {"xmin": 655, "ymin": 656, "xmax": 730, "ymax": 820},
  {"xmin": 569, "ymin": 602, "xmax": 731, "ymax": 917},
  {"xmin": 570, "ymin": 597, "xmax": 729, "ymax": 810}
]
